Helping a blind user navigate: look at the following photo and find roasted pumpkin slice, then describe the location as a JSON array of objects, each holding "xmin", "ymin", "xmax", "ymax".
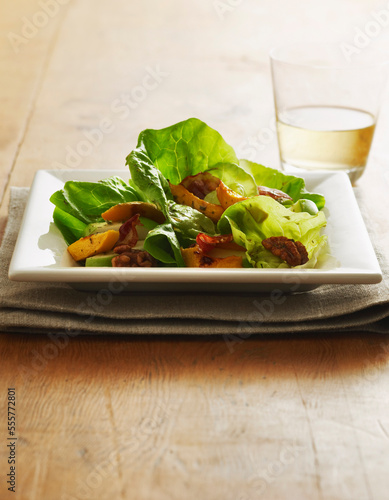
[
  {"xmin": 101, "ymin": 202, "xmax": 165, "ymax": 224},
  {"xmin": 216, "ymin": 182, "xmax": 292, "ymax": 209},
  {"xmin": 216, "ymin": 181, "xmax": 247, "ymax": 210},
  {"xmin": 169, "ymin": 182, "xmax": 224, "ymax": 223},
  {"xmin": 181, "ymin": 245, "xmax": 243, "ymax": 268},
  {"xmin": 67, "ymin": 230, "xmax": 119, "ymax": 262}
]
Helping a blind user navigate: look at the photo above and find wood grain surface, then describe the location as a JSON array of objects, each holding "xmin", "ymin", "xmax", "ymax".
[{"xmin": 1, "ymin": 1, "xmax": 389, "ymax": 499}]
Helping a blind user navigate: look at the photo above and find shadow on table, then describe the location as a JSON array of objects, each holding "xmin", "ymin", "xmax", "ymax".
[{"xmin": 2, "ymin": 331, "xmax": 389, "ymax": 384}]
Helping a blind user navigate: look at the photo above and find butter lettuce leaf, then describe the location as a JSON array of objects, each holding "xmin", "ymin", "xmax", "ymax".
[
  {"xmin": 240, "ymin": 160, "xmax": 325, "ymax": 210},
  {"xmin": 218, "ymin": 196, "xmax": 327, "ymax": 268},
  {"xmin": 207, "ymin": 163, "xmax": 257, "ymax": 197},
  {"xmin": 128, "ymin": 118, "xmax": 257, "ymax": 197},
  {"xmin": 135, "ymin": 117, "xmax": 239, "ymax": 184}
]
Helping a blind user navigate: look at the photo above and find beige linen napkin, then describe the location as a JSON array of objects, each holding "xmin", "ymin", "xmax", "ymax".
[{"xmin": 1, "ymin": 187, "xmax": 388, "ymax": 336}]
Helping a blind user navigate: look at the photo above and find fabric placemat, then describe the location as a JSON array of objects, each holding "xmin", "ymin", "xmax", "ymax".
[{"xmin": 1, "ymin": 187, "xmax": 388, "ymax": 336}]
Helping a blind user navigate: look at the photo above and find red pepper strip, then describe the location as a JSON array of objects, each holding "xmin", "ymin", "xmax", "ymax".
[{"xmin": 196, "ymin": 233, "xmax": 234, "ymax": 254}]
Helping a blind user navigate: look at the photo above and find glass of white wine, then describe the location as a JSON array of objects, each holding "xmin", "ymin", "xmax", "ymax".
[{"xmin": 270, "ymin": 43, "xmax": 389, "ymax": 183}]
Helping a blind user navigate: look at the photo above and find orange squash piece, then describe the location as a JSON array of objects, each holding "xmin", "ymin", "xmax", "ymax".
[
  {"xmin": 181, "ymin": 245, "xmax": 243, "ymax": 268},
  {"xmin": 67, "ymin": 230, "xmax": 120, "ymax": 262},
  {"xmin": 101, "ymin": 202, "xmax": 165, "ymax": 223},
  {"xmin": 169, "ymin": 182, "xmax": 224, "ymax": 223},
  {"xmin": 216, "ymin": 181, "xmax": 247, "ymax": 210}
]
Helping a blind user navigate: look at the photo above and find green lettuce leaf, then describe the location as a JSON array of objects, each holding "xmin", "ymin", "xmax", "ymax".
[
  {"xmin": 57, "ymin": 176, "xmax": 140, "ymax": 224},
  {"xmin": 50, "ymin": 190, "xmax": 81, "ymax": 219},
  {"xmin": 167, "ymin": 200, "xmax": 215, "ymax": 244},
  {"xmin": 52, "ymin": 207, "xmax": 87, "ymax": 246},
  {"xmin": 128, "ymin": 118, "xmax": 257, "ymax": 196},
  {"xmin": 135, "ymin": 117, "xmax": 239, "ymax": 184},
  {"xmin": 218, "ymin": 196, "xmax": 327, "ymax": 268},
  {"xmin": 207, "ymin": 163, "xmax": 257, "ymax": 197},
  {"xmin": 126, "ymin": 148, "xmax": 173, "ymax": 211},
  {"xmin": 143, "ymin": 223, "xmax": 185, "ymax": 267},
  {"xmin": 50, "ymin": 176, "xmax": 140, "ymax": 244},
  {"xmin": 240, "ymin": 160, "xmax": 325, "ymax": 210},
  {"xmin": 127, "ymin": 142, "xmax": 216, "ymax": 245}
]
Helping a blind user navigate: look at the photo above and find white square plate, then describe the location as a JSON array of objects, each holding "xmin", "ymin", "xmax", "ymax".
[{"xmin": 8, "ymin": 169, "xmax": 382, "ymax": 292}]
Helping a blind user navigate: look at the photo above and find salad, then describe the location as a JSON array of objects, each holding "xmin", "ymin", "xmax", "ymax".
[{"xmin": 50, "ymin": 118, "xmax": 327, "ymax": 269}]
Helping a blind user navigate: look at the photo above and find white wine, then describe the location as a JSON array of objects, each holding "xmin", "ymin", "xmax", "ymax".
[{"xmin": 276, "ymin": 106, "xmax": 376, "ymax": 183}]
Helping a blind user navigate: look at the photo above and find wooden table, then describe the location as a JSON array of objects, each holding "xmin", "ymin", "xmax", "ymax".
[{"xmin": 1, "ymin": 1, "xmax": 389, "ymax": 499}]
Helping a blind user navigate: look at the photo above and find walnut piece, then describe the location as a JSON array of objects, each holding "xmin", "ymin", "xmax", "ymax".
[
  {"xmin": 262, "ymin": 236, "xmax": 309, "ymax": 267},
  {"xmin": 112, "ymin": 248, "xmax": 157, "ymax": 267},
  {"xmin": 181, "ymin": 172, "xmax": 221, "ymax": 199}
]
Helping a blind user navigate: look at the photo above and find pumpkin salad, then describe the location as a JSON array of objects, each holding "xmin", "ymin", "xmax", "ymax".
[{"xmin": 50, "ymin": 118, "xmax": 328, "ymax": 269}]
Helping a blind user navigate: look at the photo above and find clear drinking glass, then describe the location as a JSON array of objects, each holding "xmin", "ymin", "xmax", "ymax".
[{"xmin": 270, "ymin": 43, "xmax": 389, "ymax": 183}]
